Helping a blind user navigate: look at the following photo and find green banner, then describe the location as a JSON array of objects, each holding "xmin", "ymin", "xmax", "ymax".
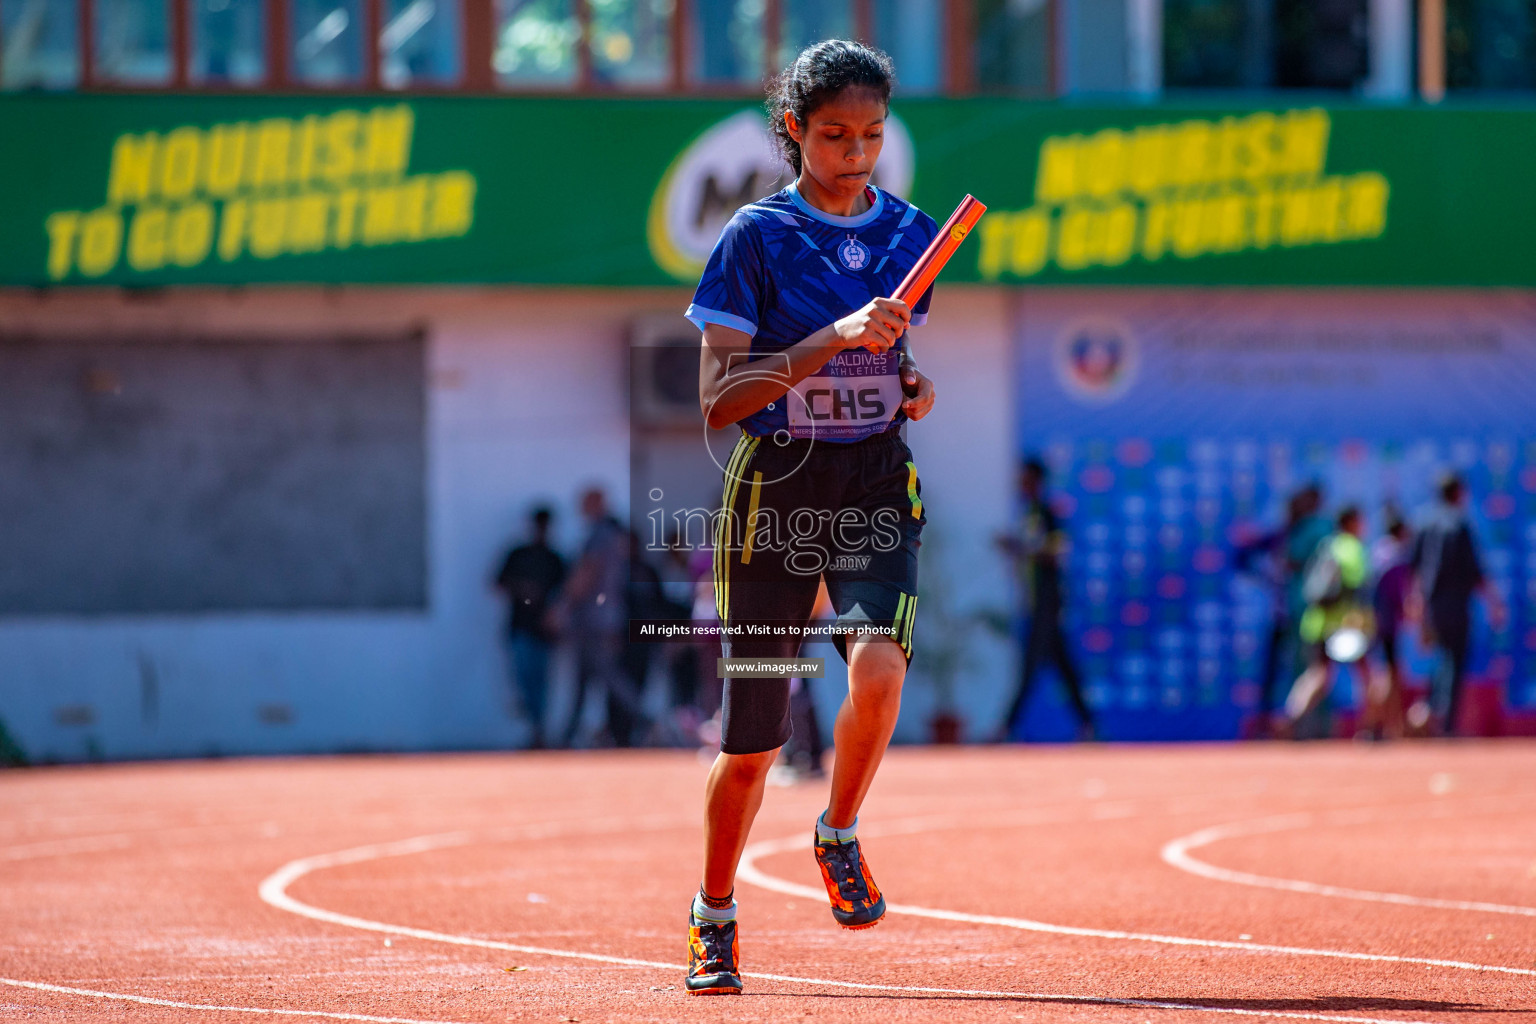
[{"xmin": 1, "ymin": 95, "xmax": 1532, "ymax": 287}]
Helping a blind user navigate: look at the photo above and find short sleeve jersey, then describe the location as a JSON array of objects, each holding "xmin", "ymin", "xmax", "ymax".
[{"xmin": 685, "ymin": 182, "xmax": 938, "ymax": 443}]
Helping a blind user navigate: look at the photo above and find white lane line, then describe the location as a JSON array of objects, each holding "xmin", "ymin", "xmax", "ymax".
[
  {"xmin": 736, "ymin": 829, "xmax": 1536, "ymax": 979},
  {"xmin": 258, "ymin": 823, "xmax": 1460, "ymax": 1024},
  {"xmin": 1161, "ymin": 814, "xmax": 1536, "ymax": 917},
  {"xmin": 0, "ymin": 976, "xmax": 476, "ymax": 1024}
]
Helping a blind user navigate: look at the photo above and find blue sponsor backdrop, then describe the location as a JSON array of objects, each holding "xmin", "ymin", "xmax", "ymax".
[{"xmin": 1012, "ymin": 291, "xmax": 1536, "ymax": 741}]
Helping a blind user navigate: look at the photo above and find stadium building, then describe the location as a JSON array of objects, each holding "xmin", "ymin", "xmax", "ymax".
[{"xmin": 3, "ymin": 0, "xmax": 1534, "ymax": 760}]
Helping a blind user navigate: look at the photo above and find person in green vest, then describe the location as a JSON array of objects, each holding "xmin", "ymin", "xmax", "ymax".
[{"xmin": 1281, "ymin": 505, "xmax": 1376, "ymax": 737}]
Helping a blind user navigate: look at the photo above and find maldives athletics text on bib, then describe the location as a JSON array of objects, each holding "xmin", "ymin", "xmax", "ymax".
[{"xmin": 786, "ymin": 349, "xmax": 902, "ymax": 441}]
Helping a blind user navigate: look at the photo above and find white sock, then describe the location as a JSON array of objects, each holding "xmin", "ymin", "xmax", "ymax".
[
  {"xmin": 693, "ymin": 890, "xmax": 736, "ymax": 923},
  {"xmin": 816, "ymin": 811, "xmax": 857, "ymax": 844}
]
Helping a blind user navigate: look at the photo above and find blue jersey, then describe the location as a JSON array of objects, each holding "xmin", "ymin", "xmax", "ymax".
[{"xmin": 685, "ymin": 182, "xmax": 938, "ymax": 443}]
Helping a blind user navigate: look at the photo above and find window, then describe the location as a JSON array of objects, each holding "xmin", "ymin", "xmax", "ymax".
[
  {"xmin": 189, "ymin": 0, "xmax": 267, "ymax": 85},
  {"xmin": 777, "ymin": 0, "xmax": 850, "ymax": 69},
  {"xmin": 0, "ymin": 0, "xmax": 81, "ymax": 88},
  {"xmin": 1448, "ymin": 0, "xmax": 1536, "ymax": 91},
  {"xmin": 290, "ymin": 0, "xmax": 364, "ymax": 83},
  {"xmin": 1163, "ymin": 0, "xmax": 1246, "ymax": 87},
  {"xmin": 691, "ymin": 0, "xmax": 761, "ymax": 85},
  {"xmin": 0, "ymin": 334, "xmax": 427, "ymax": 614},
  {"xmin": 382, "ymin": 0, "xmax": 461, "ymax": 86},
  {"xmin": 976, "ymin": 0, "xmax": 1050, "ymax": 92},
  {"xmin": 1273, "ymin": 0, "xmax": 1367, "ymax": 89},
  {"xmin": 95, "ymin": 0, "xmax": 172, "ymax": 82},
  {"xmin": 873, "ymin": 0, "xmax": 942, "ymax": 93},
  {"xmin": 589, "ymin": 0, "xmax": 671, "ymax": 88},
  {"xmin": 1164, "ymin": 0, "xmax": 1370, "ymax": 90},
  {"xmin": 495, "ymin": 0, "xmax": 577, "ymax": 86}
]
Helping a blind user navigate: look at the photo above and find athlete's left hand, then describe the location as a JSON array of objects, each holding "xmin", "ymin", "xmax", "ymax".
[{"xmin": 901, "ymin": 368, "xmax": 935, "ymax": 420}]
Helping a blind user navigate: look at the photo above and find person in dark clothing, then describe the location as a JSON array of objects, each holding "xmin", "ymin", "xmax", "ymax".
[
  {"xmin": 555, "ymin": 487, "xmax": 646, "ymax": 748},
  {"xmin": 0, "ymin": 715, "xmax": 28, "ymax": 766},
  {"xmin": 1410, "ymin": 475, "xmax": 1506, "ymax": 736},
  {"xmin": 619, "ymin": 530, "xmax": 668, "ymax": 748},
  {"xmin": 654, "ymin": 538, "xmax": 703, "ymax": 740},
  {"xmin": 1233, "ymin": 516, "xmax": 1289, "ymax": 729},
  {"xmin": 1234, "ymin": 486, "xmax": 1324, "ymax": 735},
  {"xmin": 784, "ymin": 677, "xmax": 826, "ymax": 777},
  {"xmin": 1362, "ymin": 509, "xmax": 1412, "ymax": 739},
  {"xmin": 995, "ymin": 457, "xmax": 1095, "ymax": 741},
  {"xmin": 493, "ymin": 507, "xmax": 567, "ymax": 749},
  {"xmin": 775, "ymin": 583, "xmax": 835, "ymax": 779}
]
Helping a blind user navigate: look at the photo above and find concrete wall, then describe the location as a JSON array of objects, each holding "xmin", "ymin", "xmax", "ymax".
[{"xmin": 0, "ymin": 285, "xmax": 1020, "ymax": 761}]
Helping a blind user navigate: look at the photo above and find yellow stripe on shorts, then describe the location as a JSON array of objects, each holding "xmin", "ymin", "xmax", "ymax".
[
  {"xmin": 905, "ymin": 461, "xmax": 922, "ymax": 519},
  {"xmin": 740, "ymin": 471, "xmax": 765, "ymax": 565},
  {"xmin": 902, "ymin": 593, "xmax": 918, "ymax": 655},
  {"xmin": 716, "ymin": 435, "xmax": 760, "ymax": 623},
  {"xmin": 714, "ymin": 436, "xmax": 752, "ymax": 619}
]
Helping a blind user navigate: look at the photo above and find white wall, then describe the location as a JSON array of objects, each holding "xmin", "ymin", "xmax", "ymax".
[
  {"xmin": 0, "ymin": 286, "xmax": 1020, "ymax": 760},
  {"xmin": 894, "ymin": 289, "xmax": 1019, "ymax": 741}
]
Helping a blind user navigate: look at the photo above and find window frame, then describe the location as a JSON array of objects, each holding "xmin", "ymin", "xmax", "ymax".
[{"xmin": 21, "ymin": 0, "xmax": 1017, "ymax": 95}]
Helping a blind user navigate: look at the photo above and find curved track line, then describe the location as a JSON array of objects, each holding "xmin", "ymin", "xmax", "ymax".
[
  {"xmin": 257, "ymin": 823, "xmax": 1459, "ymax": 1024},
  {"xmin": 0, "ymin": 977, "xmax": 475, "ymax": 1024},
  {"xmin": 736, "ymin": 825, "xmax": 1536, "ymax": 979},
  {"xmin": 1161, "ymin": 814, "xmax": 1536, "ymax": 918}
]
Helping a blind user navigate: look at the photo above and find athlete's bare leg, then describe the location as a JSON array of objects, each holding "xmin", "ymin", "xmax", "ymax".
[
  {"xmin": 700, "ymin": 748, "xmax": 778, "ymax": 899},
  {"xmin": 700, "ymin": 632, "xmax": 905, "ymax": 895},
  {"xmin": 825, "ymin": 632, "xmax": 906, "ymax": 828}
]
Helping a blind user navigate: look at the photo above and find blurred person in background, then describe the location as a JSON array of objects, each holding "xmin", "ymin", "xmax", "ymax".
[
  {"xmin": 0, "ymin": 717, "xmax": 27, "ymax": 767},
  {"xmin": 493, "ymin": 506, "xmax": 566, "ymax": 749},
  {"xmin": 771, "ymin": 582, "xmax": 834, "ymax": 784},
  {"xmin": 553, "ymin": 486, "xmax": 636, "ymax": 748},
  {"xmin": 1233, "ymin": 488, "xmax": 1314, "ymax": 736},
  {"xmin": 658, "ymin": 537, "xmax": 705, "ymax": 743},
  {"xmin": 1282, "ymin": 505, "xmax": 1374, "ymax": 738},
  {"xmin": 995, "ymin": 456, "xmax": 1095, "ymax": 742},
  {"xmin": 1360, "ymin": 508, "xmax": 1413, "ymax": 739},
  {"xmin": 1283, "ymin": 484, "xmax": 1334, "ymax": 638},
  {"xmin": 1410, "ymin": 474, "xmax": 1506, "ymax": 736},
  {"xmin": 1270, "ymin": 482, "xmax": 1334, "ymax": 734},
  {"xmin": 620, "ymin": 530, "xmax": 666, "ymax": 748},
  {"xmin": 688, "ymin": 538, "xmax": 724, "ymax": 745}
]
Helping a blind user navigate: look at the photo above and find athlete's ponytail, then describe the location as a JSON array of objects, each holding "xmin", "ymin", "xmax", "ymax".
[{"xmin": 768, "ymin": 40, "xmax": 895, "ymax": 175}]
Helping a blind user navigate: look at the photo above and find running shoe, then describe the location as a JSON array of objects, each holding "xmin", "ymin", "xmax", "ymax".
[
  {"xmin": 814, "ymin": 830, "xmax": 886, "ymax": 929},
  {"xmin": 685, "ymin": 909, "xmax": 743, "ymax": 995}
]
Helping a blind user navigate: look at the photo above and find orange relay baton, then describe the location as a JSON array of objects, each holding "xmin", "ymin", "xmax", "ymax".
[{"xmin": 896, "ymin": 194, "xmax": 986, "ymax": 396}]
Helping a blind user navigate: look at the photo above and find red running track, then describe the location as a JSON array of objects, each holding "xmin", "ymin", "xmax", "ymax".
[{"xmin": 1, "ymin": 743, "xmax": 1533, "ymax": 1023}]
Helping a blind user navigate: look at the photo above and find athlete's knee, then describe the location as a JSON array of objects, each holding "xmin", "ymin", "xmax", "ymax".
[
  {"xmin": 848, "ymin": 635, "xmax": 906, "ymax": 707},
  {"xmin": 712, "ymin": 748, "xmax": 779, "ymax": 782}
]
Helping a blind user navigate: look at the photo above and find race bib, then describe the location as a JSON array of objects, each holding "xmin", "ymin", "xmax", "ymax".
[{"xmin": 786, "ymin": 349, "xmax": 901, "ymax": 441}]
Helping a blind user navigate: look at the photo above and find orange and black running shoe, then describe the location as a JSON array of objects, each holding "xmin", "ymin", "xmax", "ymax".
[
  {"xmin": 685, "ymin": 909, "xmax": 743, "ymax": 995},
  {"xmin": 814, "ymin": 830, "xmax": 886, "ymax": 929}
]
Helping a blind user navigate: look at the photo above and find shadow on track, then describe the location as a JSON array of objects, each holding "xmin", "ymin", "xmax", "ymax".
[
  {"xmin": 754, "ymin": 993, "xmax": 1509, "ymax": 1013},
  {"xmin": 1149, "ymin": 997, "xmax": 1511, "ymax": 1014}
]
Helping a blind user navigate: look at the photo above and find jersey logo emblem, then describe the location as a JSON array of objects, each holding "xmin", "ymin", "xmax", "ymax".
[{"xmin": 837, "ymin": 237, "xmax": 871, "ymax": 271}]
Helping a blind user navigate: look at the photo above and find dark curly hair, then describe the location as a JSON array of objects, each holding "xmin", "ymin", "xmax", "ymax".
[{"xmin": 767, "ymin": 40, "xmax": 895, "ymax": 175}]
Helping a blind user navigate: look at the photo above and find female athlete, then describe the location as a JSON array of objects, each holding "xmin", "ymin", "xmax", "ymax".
[{"xmin": 682, "ymin": 39, "xmax": 939, "ymax": 995}]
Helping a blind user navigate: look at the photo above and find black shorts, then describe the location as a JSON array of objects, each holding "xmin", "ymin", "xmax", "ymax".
[{"xmin": 713, "ymin": 425, "xmax": 925, "ymax": 755}]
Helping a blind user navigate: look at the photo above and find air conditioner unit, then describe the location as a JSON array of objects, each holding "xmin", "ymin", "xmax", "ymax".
[{"xmin": 630, "ymin": 314, "xmax": 706, "ymax": 427}]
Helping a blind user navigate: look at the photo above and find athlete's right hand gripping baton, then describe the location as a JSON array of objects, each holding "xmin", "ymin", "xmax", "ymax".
[{"xmin": 896, "ymin": 194, "xmax": 986, "ymax": 396}]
